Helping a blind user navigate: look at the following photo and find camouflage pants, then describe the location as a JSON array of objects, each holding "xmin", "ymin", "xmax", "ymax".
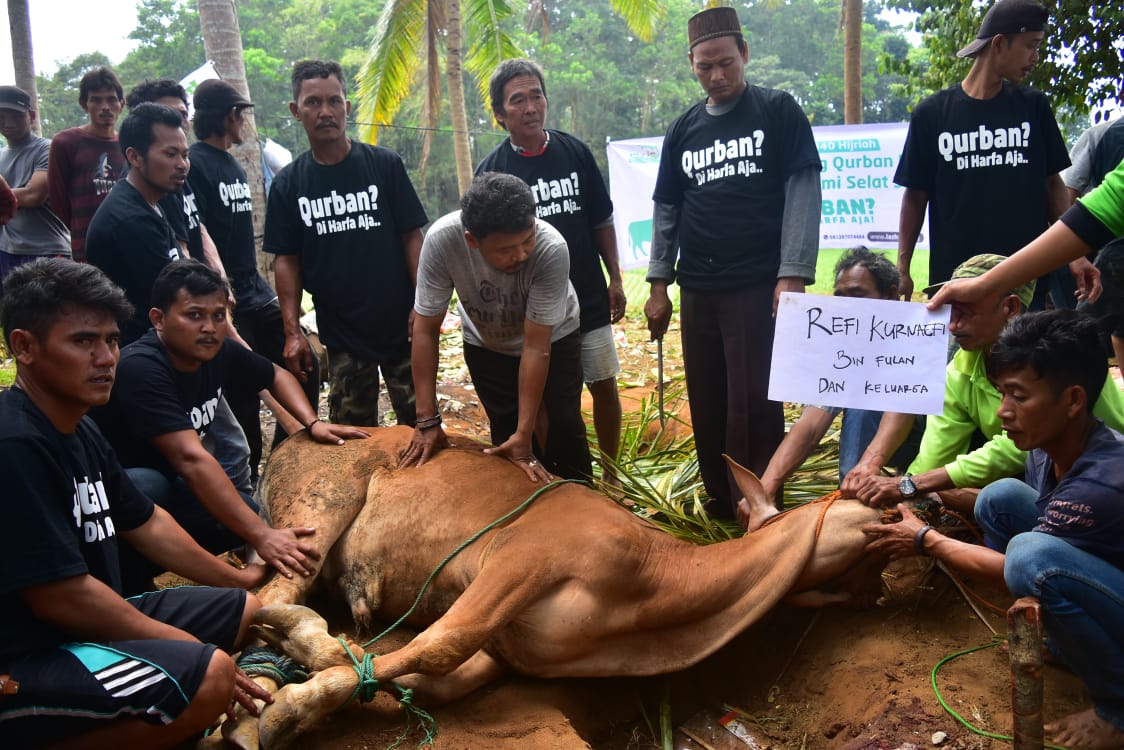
[{"xmin": 326, "ymin": 349, "xmax": 416, "ymax": 427}]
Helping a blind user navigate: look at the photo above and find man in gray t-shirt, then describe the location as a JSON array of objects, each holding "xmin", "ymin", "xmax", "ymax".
[
  {"xmin": 401, "ymin": 172, "xmax": 591, "ymax": 480},
  {"xmin": 0, "ymin": 85, "xmax": 70, "ymax": 280}
]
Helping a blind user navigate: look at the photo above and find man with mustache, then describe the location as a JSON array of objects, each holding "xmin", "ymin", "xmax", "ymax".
[
  {"xmin": 46, "ymin": 66, "xmax": 127, "ymax": 262},
  {"xmin": 92, "ymin": 260, "xmax": 368, "ymax": 594},
  {"xmin": 265, "ymin": 59, "xmax": 428, "ymax": 428},
  {"xmin": 892, "ymin": 0, "xmax": 1089, "ymax": 309}
]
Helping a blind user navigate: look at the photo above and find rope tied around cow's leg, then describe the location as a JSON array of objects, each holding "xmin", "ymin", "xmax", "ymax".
[
  {"xmin": 236, "ymin": 646, "xmax": 309, "ymax": 687},
  {"xmin": 337, "ymin": 636, "xmax": 380, "ymax": 705}
]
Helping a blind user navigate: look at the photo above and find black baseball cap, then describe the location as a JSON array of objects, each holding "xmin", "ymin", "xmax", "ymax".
[
  {"xmin": 0, "ymin": 85, "xmax": 32, "ymax": 112},
  {"xmin": 192, "ymin": 79, "xmax": 253, "ymax": 112},
  {"xmin": 957, "ymin": 0, "xmax": 1049, "ymax": 58}
]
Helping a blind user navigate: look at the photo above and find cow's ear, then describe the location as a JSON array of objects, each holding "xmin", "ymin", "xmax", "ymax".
[{"xmin": 722, "ymin": 453, "xmax": 767, "ymax": 507}]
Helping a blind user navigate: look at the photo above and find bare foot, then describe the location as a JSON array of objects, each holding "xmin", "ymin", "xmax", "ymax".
[
  {"xmin": 1046, "ymin": 708, "xmax": 1124, "ymax": 749},
  {"xmin": 737, "ymin": 497, "xmax": 780, "ymax": 533}
]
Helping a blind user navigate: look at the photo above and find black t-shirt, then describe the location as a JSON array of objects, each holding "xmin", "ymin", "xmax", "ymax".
[
  {"xmin": 894, "ymin": 82, "xmax": 1071, "ymax": 285},
  {"xmin": 653, "ymin": 84, "xmax": 821, "ymax": 292},
  {"xmin": 263, "ymin": 142, "xmax": 428, "ymax": 361},
  {"xmin": 476, "ymin": 130, "xmax": 614, "ymax": 331},
  {"xmin": 187, "ymin": 142, "xmax": 276, "ymax": 311},
  {"xmin": 159, "ymin": 188, "xmax": 203, "ymax": 260},
  {"xmin": 0, "ymin": 388, "xmax": 154, "ymax": 662},
  {"xmin": 93, "ymin": 331, "xmax": 275, "ymax": 478},
  {"xmin": 86, "ymin": 180, "xmax": 184, "ymax": 345}
]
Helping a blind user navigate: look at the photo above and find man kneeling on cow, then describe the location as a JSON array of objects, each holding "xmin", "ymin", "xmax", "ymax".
[
  {"xmin": 843, "ymin": 253, "xmax": 1124, "ymax": 513},
  {"xmin": 93, "ymin": 259, "xmax": 368, "ymax": 594},
  {"xmin": 401, "ymin": 171, "xmax": 592, "ymax": 481},
  {"xmin": 0, "ymin": 259, "xmax": 273, "ymax": 749},
  {"xmin": 865, "ymin": 310, "xmax": 1124, "ymax": 750}
]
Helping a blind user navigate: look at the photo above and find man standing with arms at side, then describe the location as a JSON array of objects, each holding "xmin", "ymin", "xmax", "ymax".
[
  {"xmin": 47, "ymin": 66, "xmax": 127, "ymax": 262},
  {"xmin": 0, "ymin": 85, "xmax": 70, "ymax": 280},
  {"xmin": 644, "ymin": 7, "xmax": 821, "ymax": 519},
  {"xmin": 265, "ymin": 60, "xmax": 428, "ymax": 427},
  {"xmin": 476, "ymin": 58, "xmax": 626, "ymax": 474},
  {"xmin": 892, "ymin": 0, "xmax": 1091, "ymax": 307}
]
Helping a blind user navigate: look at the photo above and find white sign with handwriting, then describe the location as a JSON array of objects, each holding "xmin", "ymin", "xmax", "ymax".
[{"xmin": 769, "ymin": 293, "xmax": 951, "ymax": 414}]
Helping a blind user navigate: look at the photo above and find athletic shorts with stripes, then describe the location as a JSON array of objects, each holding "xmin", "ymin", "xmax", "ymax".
[{"xmin": 0, "ymin": 586, "xmax": 246, "ymax": 749}]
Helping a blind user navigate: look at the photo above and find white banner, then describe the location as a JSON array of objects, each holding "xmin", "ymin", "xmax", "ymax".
[
  {"xmin": 768, "ymin": 292, "xmax": 950, "ymax": 414},
  {"xmin": 607, "ymin": 122, "xmax": 930, "ymax": 272},
  {"xmin": 179, "ymin": 60, "xmax": 220, "ymax": 119}
]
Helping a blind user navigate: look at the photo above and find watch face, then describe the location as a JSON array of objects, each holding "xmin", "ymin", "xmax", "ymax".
[{"xmin": 899, "ymin": 476, "xmax": 916, "ymax": 496}]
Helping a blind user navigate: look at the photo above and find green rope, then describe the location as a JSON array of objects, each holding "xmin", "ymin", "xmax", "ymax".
[
  {"xmin": 931, "ymin": 638, "xmax": 1065, "ymax": 749},
  {"xmin": 236, "ymin": 646, "xmax": 309, "ymax": 686},
  {"xmin": 363, "ymin": 478, "xmax": 586, "ymax": 648},
  {"xmin": 337, "ymin": 635, "xmax": 381, "ymax": 705},
  {"xmin": 387, "ymin": 685, "xmax": 439, "ymax": 749}
]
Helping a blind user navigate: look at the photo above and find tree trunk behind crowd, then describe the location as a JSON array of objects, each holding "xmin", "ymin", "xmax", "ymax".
[
  {"xmin": 7, "ymin": 0, "xmax": 40, "ymax": 135},
  {"xmin": 444, "ymin": 0, "xmax": 473, "ymax": 195},
  {"xmin": 842, "ymin": 0, "xmax": 863, "ymax": 124},
  {"xmin": 197, "ymin": 0, "xmax": 272, "ymax": 286}
]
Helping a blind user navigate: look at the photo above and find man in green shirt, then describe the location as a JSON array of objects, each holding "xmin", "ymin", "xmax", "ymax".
[{"xmin": 846, "ymin": 253, "xmax": 1124, "ymax": 511}]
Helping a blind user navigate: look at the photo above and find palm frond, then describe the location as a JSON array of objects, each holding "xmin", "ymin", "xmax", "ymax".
[
  {"xmin": 354, "ymin": 0, "xmax": 428, "ymax": 144},
  {"xmin": 463, "ymin": 0, "xmax": 524, "ymax": 107},
  {"xmin": 608, "ymin": 0, "xmax": 667, "ymax": 43}
]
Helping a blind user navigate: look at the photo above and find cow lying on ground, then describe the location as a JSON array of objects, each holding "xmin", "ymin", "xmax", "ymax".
[{"xmin": 210, "ymin": 426, "xmax": 888, "ymax": 749}]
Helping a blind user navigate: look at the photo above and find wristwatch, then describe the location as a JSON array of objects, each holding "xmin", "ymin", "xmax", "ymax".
[{"xmin": 899, "ymin": 473, "xmax": 918, "ymax": 499}]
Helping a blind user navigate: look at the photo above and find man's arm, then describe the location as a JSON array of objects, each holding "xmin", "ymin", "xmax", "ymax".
[
  {"xmin": 266, "ymin": 363, "xmax": 369, "ymax": 444},
  {"xmin": 46, "ymin": 138, "xmax": 72, "ymax": 228},
  {"xmin": 643, "ymin": 202, "xmax": 680, "ymax": 341},
  {"xmin": 594, "ymin": 223, "xmax": 627, "ymax": 323},
  {"xmin": 150, "ymin": 429, "xmax": 319, "ymax": 578},
  {"xmin": 398, "ymin": 311, "xmax": 448, "ymax": 467},
  {"xmin": 273, "ymin": 253, "xmax": 313, "ymax": 380},
  {"xmin": 12, "ymin": 170, "xmax": 48, "ymax": 208},
  {"xmin": 896, "ymin": 188, "xmax": 928, "ymax": 301},
  {"xmin": 1046, "ymin": 172, "xmax": 1102, "ymax": 303},
  {"xmin": 863, "ymin": 504, "xmax": 1006, "ymax": 589},
  {"xmin": 483, "ymin": 319, "xmax": 554, "ymax": 482},
  {"xmin": 760, "ymin": 406, "xmax": 834, "ymax": 502},
  {"xmin": 775, "ymin": 165, "xmax": 821, "ymax": 312},
  {"xmin": 840, "ymin": 411, "xmax": 917, "ymax": 495},
  {"xmin": 21, "ymin": 574, "xmax": 198, "ymax": 643},
  {"xmin": 122, "ymin": 505, "xmax": 267, "ymax": 589},
  {"xmin": 0, "ymin": 175, "xmax": 15, "ymax": 224}
]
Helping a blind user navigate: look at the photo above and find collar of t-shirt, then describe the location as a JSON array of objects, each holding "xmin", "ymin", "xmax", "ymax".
[
  {"xmin": 705, "ymin": 81, "xmax": 747, "ymax": 117},
  {"xmin": 509, "ymin": 129, "xmax": 551, "ymax": 157}
]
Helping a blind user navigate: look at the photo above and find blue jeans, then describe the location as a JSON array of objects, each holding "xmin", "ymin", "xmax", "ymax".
[
  {"xmin": 201, "ymin": 395, "xmax": 253, "ymax": 496},
  {"xmin": 976, "ymin": 478, "xmax": 1124, "ymax": 731},
  {"xmin": 837, "ymin": 409, "xmax": 925, "ymax": 482}
]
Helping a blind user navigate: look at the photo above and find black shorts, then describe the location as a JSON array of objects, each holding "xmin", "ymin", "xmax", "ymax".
[{"xmin": 0, "ymin": 586, "xmax": 245, "ymax": 749}]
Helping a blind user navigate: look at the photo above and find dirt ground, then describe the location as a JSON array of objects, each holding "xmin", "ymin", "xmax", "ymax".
[{"xmin": 254, "ymin": 316, "xmax": 1093, "ymax": 750}]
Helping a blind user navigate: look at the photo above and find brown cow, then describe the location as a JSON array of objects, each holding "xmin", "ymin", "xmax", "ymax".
[{"xmin": 215, "ymin": 426, "xmax": 886, "ymax": 749}]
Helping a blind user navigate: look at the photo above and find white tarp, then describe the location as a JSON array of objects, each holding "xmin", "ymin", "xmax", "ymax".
[{"xmin": 606, "ymin": 122, "xmax": 930, "ymax": 271}]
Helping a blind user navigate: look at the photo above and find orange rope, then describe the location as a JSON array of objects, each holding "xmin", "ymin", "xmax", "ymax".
[{"xmin": 759, "ymin": 489, "xmax": 843, "ymax": 540}]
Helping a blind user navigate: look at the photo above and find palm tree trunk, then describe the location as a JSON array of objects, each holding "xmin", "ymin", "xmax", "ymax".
[
  {"xmin": 842, "ymin": 0, "xmax": 862, "ymax": 124},
  {"xmin": 197, "ymin": 0, "xmax": 272, "ymax": 284},
  {"xmin": 7, "ymin": 0, "xmax": 40, "ymax": 135},
  {"xmin": 443, "ymin": 0, "xmax": 473, "ymax": 195}
]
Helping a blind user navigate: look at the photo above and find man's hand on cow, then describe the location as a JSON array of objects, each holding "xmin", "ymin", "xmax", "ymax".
[
  {"xmin": 853, "ymin": 474, "xmax": 904, "ymax": 507},
  {"xmin": 840, "ymin": 459, "xmax": 882, "ymax": 498},
  {"xmin": 608, "ymin": 280, "xmax": 627, "ymax": 324},
  {"xmin": 308, "ymin": 419, "xmax": 369, "ymax": 446},
  {"xmin": 398, "ymin": 425, "xmax": 449, "ymax": 469},
  {"xmin": 862, "ymin": 504, "xmax": 925, "ymax": 561},
  {"xmin": 283, "ymin": 332, "xmax": 314, "ymax": 384},
  {"xmin": 252, "ymin": 526, "xmax": 321, "ymax": 578},
  {"xmin": 228, "ymin": 667, "xmax": 274, "ymax": 720},
  {"xmin": 1068, "ymin": 256, "xmax": 1102, "ymax": 303},
  {"xmin": 484, "ymin": 434, "xmax": 552, "ymax": 482}
]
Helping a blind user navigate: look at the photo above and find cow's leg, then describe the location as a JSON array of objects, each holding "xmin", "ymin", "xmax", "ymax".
[
  {"xmin": 256, "ymin": 665, "xmax": 359, "ymax": 750},
  {"xmin": 253, "ymin": 604, "xmax": 365, "ymax": 672},
  {"xmin": 390, "ymin": 649, "xmax": 507, "ymax": 705}
]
